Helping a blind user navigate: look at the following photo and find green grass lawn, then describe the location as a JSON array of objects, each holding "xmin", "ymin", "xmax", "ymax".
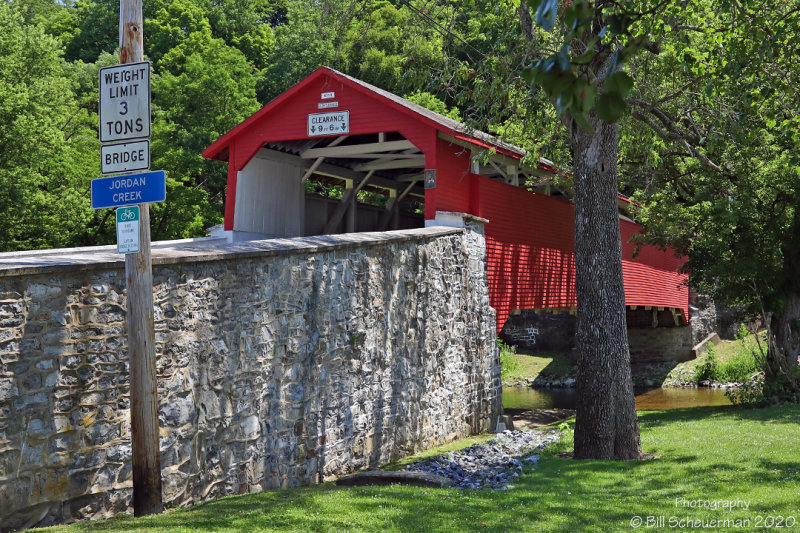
[
  {"xmin": 500, "ymin": 348, "xmax": 574, "ymax": 383},
  {"xmin": 39, "ymin": 403, "xmax": 800, "ymax": 532}
]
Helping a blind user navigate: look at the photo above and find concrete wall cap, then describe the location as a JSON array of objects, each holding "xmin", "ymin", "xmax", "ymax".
[{"xmin": 0, "ymin": 227, "xmax": 463, "ymax": 278}]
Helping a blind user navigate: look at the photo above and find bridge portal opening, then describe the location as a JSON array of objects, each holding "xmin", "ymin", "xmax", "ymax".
[{"xmin": 230, "ymin": 131, "xmax": 426, "ymax": 241}]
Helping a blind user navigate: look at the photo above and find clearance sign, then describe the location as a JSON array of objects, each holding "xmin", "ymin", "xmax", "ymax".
[{"xmin": 307, "ymin": 111, "xmax": 349, "ymax": 136}]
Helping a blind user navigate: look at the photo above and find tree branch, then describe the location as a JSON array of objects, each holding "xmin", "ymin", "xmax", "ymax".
[{"xmin": 630, "ymin": 108, "xmax": 724, "ymax": 173}]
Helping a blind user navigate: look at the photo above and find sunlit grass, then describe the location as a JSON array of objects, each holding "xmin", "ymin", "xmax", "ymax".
[
  {"xmin": 500, "ymin": 347, "xmax": 573, "ymax": 383},
  {"xmin": 38, "ymin": 404, "xmax": 800, "ymax": 533}
]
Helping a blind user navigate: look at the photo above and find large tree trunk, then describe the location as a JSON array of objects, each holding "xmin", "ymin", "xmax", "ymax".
[
  {"xmin": 771, "ymin": 294, "xmax": 800, "ymax": 370},
  {"xmin": 764, "ymin": 246, "xmax": 800, "ymax": 401},
  {"xmin": 571, "ymin": 114, "xmax": 642, "ymax": 460}
]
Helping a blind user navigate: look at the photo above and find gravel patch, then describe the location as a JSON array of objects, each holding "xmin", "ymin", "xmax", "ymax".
[{"xmin": 404, "ymin": 429, "xmax": 562, "ymax": 490}]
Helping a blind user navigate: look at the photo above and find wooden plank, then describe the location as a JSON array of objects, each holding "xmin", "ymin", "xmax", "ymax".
[
  {"xmin": 354, "ymin": 156, "xmax": 425, "ymax": 171},
  {"xmin": 301, "ymin": 139, "xmax": 415, "ymax": 158},
  {"xmin": 488, "ymin": 160, "xmax": 507, "ymax": 178},
  {"xmin": 378, "ymin": 181, "xmax": 417, "ymax": 230},
  {"xmin": 120, "ymin": 0, "xmax": 162, "ymax": 517},
  {"xmin": 323, "ymin": 170, "xmax": 375, "ymax": 233},
  {"xmin": 253, "ymin": 147, "xmax": 425, "ymax": 197},
  {"xmin": 300, "ymin": 136, "xmax": 347, "ymax": 182},
  {"xmin": 300, "ymin": 157, "xmax": 325, "ymax": 183}
]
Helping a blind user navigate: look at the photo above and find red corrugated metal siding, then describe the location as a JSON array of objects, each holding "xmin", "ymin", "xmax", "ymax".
[{"xmin": 470, "ymin": 175, "xmax": 688, "ymax": 333}]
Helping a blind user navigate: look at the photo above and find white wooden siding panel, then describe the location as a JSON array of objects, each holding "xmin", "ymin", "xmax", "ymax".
[{"xmin": 234, "ymin": 158, "xmax": 305, "ymax": 237}]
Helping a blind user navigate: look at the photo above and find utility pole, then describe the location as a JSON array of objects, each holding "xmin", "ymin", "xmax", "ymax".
[{"xmin": 119, "ymin": 0, "xmax": 163, "ymax": 516}]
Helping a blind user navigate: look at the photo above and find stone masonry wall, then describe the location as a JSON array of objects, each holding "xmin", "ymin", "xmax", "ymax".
[
  {"xmin": 0, "ymin": 226, "xmax": 500, "ymax": 531},
  {"xmin": 500, "ymin": 309, "xmax": 693, "ymax": 363},
  {"xmin": 627, "ymin": 327, "xmax": 694, "ymax": 363}
]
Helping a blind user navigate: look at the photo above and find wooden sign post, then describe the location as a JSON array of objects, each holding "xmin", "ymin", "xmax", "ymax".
[{"xmin": 119, "ymin": 0, "xmax": 163, "ymax": 516}]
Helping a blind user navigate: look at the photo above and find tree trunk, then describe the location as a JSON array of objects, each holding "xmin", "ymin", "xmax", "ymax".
[
  {"xmin": 571, "ymin": 113, "xmax": 642, "ymax": 460},
  {"xmin": 771, "ymin": 296, "xmax": 800, "ymax": 370},
  {"xmin": 765, "ymin": 246, "xmax": 800, "ymax": 402}
]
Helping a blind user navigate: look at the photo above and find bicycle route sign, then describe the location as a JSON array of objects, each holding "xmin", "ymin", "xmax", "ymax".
[{"xmin": 116, "ymin": 206, "xmax": 140, "ymax": 254}]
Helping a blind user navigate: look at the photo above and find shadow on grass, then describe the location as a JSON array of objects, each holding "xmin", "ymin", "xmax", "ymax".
[
  {"xmin": 65, "ymin": 456, "xmax": 709, "ymax": 532},
  {"xmin": 638, "ymin": 402, "xmax": 800, "ymax": 425},
  {"xmin": 64, "ymin": 404, "xmax": 800, "ymax": 533}
]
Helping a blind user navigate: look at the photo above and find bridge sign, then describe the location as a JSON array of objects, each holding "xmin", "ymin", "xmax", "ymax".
[
  {"xmin": 101, "ymin": 140, "xmax": 150, "ymax": 175},
  {"xmin": 116, "ymin": 206, "xmax": 140, "ymax": 254},
  {"xmin": 99, "ymin": 61, "xmax": 151, "ymax": 142},
  {"xmin": 91, "ymin": 170, "xmax": 166, "ymax": 209}
]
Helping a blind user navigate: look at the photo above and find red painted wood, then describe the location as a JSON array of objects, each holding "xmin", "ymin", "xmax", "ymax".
[
  {"xmin": 205, "ymin": 67, "xmax": 689, "ymax": 335},
  {"xmin": 223, "ymin": 143, "xmax": 236, "ymax": 230},
  {"xmin": 205, "ymin": 68, "xmax": 440, "ymax": 171},
  {"xmin": 472, "ymin": 175, "xmax": 688, "ymax": 333},
  {"xmin": 432, "ymin": 138, "xmax": 473, "ymax": 213}
]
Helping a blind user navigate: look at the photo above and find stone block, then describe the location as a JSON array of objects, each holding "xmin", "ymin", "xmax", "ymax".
[
  {"xmin": 22, "ymin": 373, "xmax": 42, "ymax": 392},
  {"xmin": 0, "ymin": 377, "xmax": 18, "ymax": 401},
  {"xmin": 69, "ymin": 470, "xmax": 90, "ymax": 495},
  {"xmin": 159, "ymin": 395, "xmax": 196, "ymax": 428},
  {"xmin": 49, "ymin": 433, "xmax": 76, "ymax": 454}
]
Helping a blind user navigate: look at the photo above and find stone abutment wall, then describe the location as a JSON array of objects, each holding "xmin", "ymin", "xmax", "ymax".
[{"xmin": 0, "ymin": 225, "xmax": 500, "ymax": 530}]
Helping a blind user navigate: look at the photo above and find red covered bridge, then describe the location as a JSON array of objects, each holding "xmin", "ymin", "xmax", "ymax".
[{"xmin": 203, "ymin": 66, "xmax": 689, "ymax": 342}]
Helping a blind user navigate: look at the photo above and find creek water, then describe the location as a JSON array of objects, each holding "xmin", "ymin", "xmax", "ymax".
[{"xmin": 503, "ymin": 385, "xmax": 731, "ymax": 411}]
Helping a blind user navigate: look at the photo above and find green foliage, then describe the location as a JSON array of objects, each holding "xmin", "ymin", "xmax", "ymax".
[
  {"xmin": 725, "ymin": 377, "xmax": 765, "ymax": 407},
  {"xmin": 695, "ymin": 345, "xmax": 760, "ymax": 385},
  {"xmin": 761, "ymin": 365, "xmax": 800, "ymax": 405},
  {"xmin": 259, "ymin": 0, "xmax": 337, "ymax": 102},
  {"xmin": 0, "ymin": 2, "xmax": 96, "ymax": 251},
  {"xmin": 521, "ymin": 0, "xmax": 652, "ymax": 126},
  {"xmin": 335, "ymin": 0, "xmax": 443, "ymax": 97},
  {"xmin": 718, "ymin": 351, "xmax": 760, "ymax": 384},
  {"xmin": 404, "ymin": 91, "xmax": 461, "ymax": 121},
  {"xmin": 63, "ymin": 0, "xmax": 118, "ymax": 62},
  {"xmin": 734, "ymin": 323, "xmax": 751, "ymax": 341},
  {"xmin": 498, "ymin": 339, "xmax": 519, "ymax": 380},
  {"xmin": 695, "ymin": 351, "xmax": 719, "ymax": 382},
  {"xmin": 204, "ymin": 0, "xmax": 278, "ymax": 70},
  {"xmin": 150, "ymin": 29, "xmax": 261, "ymax": 239}
]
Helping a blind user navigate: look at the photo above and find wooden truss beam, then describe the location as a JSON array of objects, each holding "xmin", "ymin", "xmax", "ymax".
[
  {"xmin": 300, "ymin": 136, "xmax": 348, "ymax": 182},
  {"xmin": 323, "ymin": 170, "xmax": 375, "ymax": 234},
  {"xmin": 378, "ymin": 180, "xmax": 419, "ymax": 230},
  {"xmin": 301, "ymin": 140, "xmax": 416, "ymax": 158},
  {"xmin": 253, "ymin": 147, "xmax": 425, "ymax": 198},
  {"xmin": 353, "ymin": 156, "xmax": 425, "ymax": 171}
]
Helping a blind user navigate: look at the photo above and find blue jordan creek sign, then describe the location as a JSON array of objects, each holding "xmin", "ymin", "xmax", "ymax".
[{"xmin": 91, "ymin": 170, "xmax": 166, "ymax": 209}]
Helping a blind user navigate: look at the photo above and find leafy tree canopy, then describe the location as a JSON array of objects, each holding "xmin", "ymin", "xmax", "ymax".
[{"xmin": 0, "ymin": 1, "xmax": 96, "ymax": 250}]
